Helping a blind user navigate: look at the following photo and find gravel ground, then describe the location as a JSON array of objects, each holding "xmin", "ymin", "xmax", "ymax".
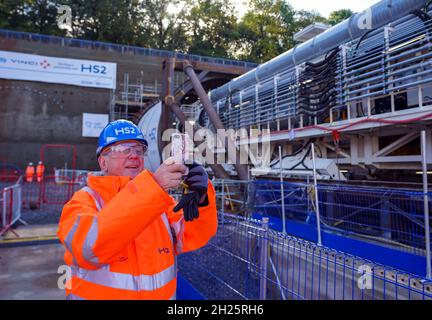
[{"xmin": 19, "ymin": 205, "xmax": 63, "ymax": 225}]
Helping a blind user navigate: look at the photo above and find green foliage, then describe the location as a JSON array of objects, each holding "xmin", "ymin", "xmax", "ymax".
[
  {"xmin": 185, "ymin": 0, "xmax": 238, "ymax": 58},
  {"xmin": 0, "ymin": 0, "xmax": 64, "ymax": 35},
  {"xmin": 139, "ymin": 0, "xmax": 189, "ymax": 51},
  {"xmin": 0, "ymin": 0, "xmax": 354, "ymax": 63},
  {"xmin": 64, "ymin": 0, "xmax": 142, "ymax": 44},
  {"xmin": 234, "ymin": 0, "xmax": 327, "ymax": 63},
  {"xmin": 235, "ymin": 0, "xmax": 288, "ymax": 62},
  {"xmin": 327, "ymin": 9, "xmax": 354, "ymax": 25}
]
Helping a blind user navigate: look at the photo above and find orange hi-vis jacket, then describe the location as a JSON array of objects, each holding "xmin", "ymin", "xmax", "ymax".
[
  {"xmin": 57, "ymin": 170, "xmax": 218, "ymax": 300},
  {"xmin": 25, "ymin": 165, "xmax": 34, "ymax": 183},
  {"xmin": 36, "ymin": 163, "xmax": 45, "ymax": 182}
]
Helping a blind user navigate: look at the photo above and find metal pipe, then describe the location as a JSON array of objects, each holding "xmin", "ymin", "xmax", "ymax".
[
  {"xmin": 421, "ymin": 130, "xmax": 431, "ymax": 279},
  {"xmin": 268, "ymin": 255, "xmax": 286, "ymax": 300},
  {"xmin": 278, "ymin": 145, "xmax": 286, "ymax": 233},
  {"xmin": 311, "ymin": 142, "xmax": 323, "ymax": 246},
  {"xmin": 210, "ymin": 0, "xmax": 427, "ymax": 103},
  {"xmin": 165, "ymin": 98, "xmax": 231, "ymax": 179},
  {"xmin": 259, "ymin": 217, "xmax": 269, "ymax": 300},
  {"xmin": 221, "ymin": 179, "xmax": 225, "ymax": 226},
  {"xmin": 183, "ymin": 60, "xmax": 249, "ymax": 180}
]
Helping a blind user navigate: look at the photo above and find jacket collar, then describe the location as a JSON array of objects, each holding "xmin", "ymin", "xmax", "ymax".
[{"xmin": 86, "ymin": 171, "xmax": 132, "ymax": 202}]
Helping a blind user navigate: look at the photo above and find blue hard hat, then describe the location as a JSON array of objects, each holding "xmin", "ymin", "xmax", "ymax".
[{"xmin": 96, "ymin": 119, "xmax": 148, "ymax": 157}]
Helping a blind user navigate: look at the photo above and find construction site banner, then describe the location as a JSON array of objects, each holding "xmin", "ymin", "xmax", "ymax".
[
  {"xmin": 0, "ymin": 50, "xmax": 116, "ymax": 89},
  {"xmin": 82, "ymin": 113, "xmax": 109, "ymax": 137}
]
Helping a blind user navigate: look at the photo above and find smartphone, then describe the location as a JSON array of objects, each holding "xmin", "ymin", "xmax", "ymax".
[{"xmin": 171, "ymin": 133, "xmax": 192, "ymax": 164}]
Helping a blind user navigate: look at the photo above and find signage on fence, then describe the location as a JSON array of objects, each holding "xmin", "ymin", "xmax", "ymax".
[
  {"xmin": 0, "ymin": 50, "xmax": 117, "ymax": 89},
  {"xmin": 82, "ymin": 113, "xmax": 108, "ymax": 137}
]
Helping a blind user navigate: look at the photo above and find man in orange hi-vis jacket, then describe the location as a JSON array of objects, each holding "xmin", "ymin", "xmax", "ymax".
[
  {"xmin": 57, "ymin": 119, "xmax": 217, "ymax": 300},
  {"xmin": 36, "ymin": 161, "xmax": 45, "ymax": 182},
  {"xmin": 25, "ymin": 162, "xmax": 35, "ymax": 183}
]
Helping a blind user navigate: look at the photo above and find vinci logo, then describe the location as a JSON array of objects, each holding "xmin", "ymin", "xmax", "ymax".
[
  {"xmin": 10, "ymin": 59, "xmax": 38, "ymax": 66},
  {"xmin": 40, "ymin": 60, "xmax": 51, "ymax": 69}
]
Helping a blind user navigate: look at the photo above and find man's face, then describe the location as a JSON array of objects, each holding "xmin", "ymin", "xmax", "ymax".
[{"xmin": 98, "ymin": 140, "xmax": 146, "ymax": 178}]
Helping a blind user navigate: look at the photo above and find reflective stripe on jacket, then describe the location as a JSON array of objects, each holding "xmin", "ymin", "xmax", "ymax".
[{"xmin": 57, "ymin": 170, "xmax": 217, "ymax": 300}]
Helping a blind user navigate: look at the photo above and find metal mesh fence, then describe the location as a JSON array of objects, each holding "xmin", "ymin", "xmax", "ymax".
[
  {"xmin": 178, "ymin": 212, "xmax": 432, "ymax": 300},
  {"xmin": 250, "ymin": 180, "xmax": 431, "ymax": 256},
  {"xmin": 0, "ymin": 176, "xmax": 22, "ymax": 236}
]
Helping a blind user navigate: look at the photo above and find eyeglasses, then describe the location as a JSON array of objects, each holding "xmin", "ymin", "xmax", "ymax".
[{"xmin": 102, "ymin": 144, "xmax": 148, "ymax": 158}]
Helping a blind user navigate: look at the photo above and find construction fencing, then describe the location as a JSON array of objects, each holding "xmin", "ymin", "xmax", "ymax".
[
  {"xmin": 0, "ymin": 176, "xmax": 23, "ymax": 236},
  {"xmin": 0, "ymin": 169, "xmax": 87, "ymax": 233},
  {"xmin": 178, "ymin": 211, "xmax": 432, "ymax": 300},
  {"xmin": 21, "ymin": 174, "xmax": 85, "ymax": 209},
  {"xmin": 176, "ymin": 178, "xmax": 432, "ymax": 300},
  {"xmin": 214, "ymin": 179, "xmax": 432, "ymax": 257}
]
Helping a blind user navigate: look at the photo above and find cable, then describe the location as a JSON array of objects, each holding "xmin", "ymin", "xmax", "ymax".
[
  {"xmin": 353, "ymin": 29, "xmax": 377, "ymax": 57},
  {"xmin": 289, "ymin": 144, "xmax": 312, "ymax": 171},
  {"xmin": 410, "ymin": 9, "xmax": 430, "ymax": 22},
  {"xmin": 269, "ymin": 140, "xmax": 311, "ymax": 167},
  {"xmin": 425, "ymin": 0, "xmax": 432, "ymax": 12},
  {"xmin": 273, "ymin": 112, "xmax": 432, "ymax": 136}
]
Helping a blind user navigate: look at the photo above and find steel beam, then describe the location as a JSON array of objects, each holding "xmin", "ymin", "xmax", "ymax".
[{"xmin": 183, "ymin": 60, "xmax": 249, "ymax": 180}]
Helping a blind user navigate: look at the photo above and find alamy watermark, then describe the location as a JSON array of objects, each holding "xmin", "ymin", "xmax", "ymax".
[
  {"xmin": 160, "ymin": 123, "xmax": 272, "ymax": 175},
  {"xmin": 57, "ymin": 265, "xmax": 71, "ymax": 290},
  {"xmin": 57, "ymin": 5, "xmax": 72, "ymax": 31},
  {"xmin": 357, "ymin": 7, "xmax": 373, "ymax": 30},
  {"xmin": 357, "ymin": 264, "xmax": 373, "ymax": 290}
]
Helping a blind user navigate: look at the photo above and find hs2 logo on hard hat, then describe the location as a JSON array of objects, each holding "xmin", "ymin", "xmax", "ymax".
[{"xmin": 115, "ymin": 127, "xmax": 136, "ymax": 135}]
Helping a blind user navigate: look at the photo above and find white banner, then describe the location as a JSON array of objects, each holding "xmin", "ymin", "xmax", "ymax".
[
  {"xmin": 0, "ymin": 50, "xmax": 116, "ymax": 89},
  {"xmin": 82, "ymin": 113, "xmax": 109, "ymax": 137}
]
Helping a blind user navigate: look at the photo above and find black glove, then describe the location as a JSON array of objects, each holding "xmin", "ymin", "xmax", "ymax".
[
  {"xmin": 173, "ymin": 191, "xmax": 201, "ymax": 221},
  {"xmin": 173, "ymin": 163, "xmax": 209, "ymax": 221},
  {"xmin": 184, "ymin": 162, "xmax": 208, "ymax": 200}
]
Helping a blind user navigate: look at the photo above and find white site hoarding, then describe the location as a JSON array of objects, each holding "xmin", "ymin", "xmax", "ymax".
[
  {"xmin": 82, "ymin": 113, "xmax": 109, "ymax": 137},
  {"xmin": 0, "ymin": 50, "xmax": 116, "ymax": 89}
]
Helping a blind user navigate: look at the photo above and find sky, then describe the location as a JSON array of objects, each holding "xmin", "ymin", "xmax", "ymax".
[{"xmin": 234, "ymin": 0, "xmax": 381, "ymax": 18}]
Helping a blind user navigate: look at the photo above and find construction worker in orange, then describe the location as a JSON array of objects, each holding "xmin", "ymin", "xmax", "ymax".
[
  {"xmin": 36, "ymin": 161, "xmax": 45, "ymax": 183},
  {"xmin": 57, "ymin": 120, "xmax": 217, "ymax": 300},
  {"xmin": 25, "ymin": 162, "xmax": 35, "ymax": 183}
]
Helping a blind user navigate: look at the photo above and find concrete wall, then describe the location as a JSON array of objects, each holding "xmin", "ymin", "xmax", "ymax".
[{"xmin": 0, "ymin": 36, "xmax": 187, "ymax": 172}]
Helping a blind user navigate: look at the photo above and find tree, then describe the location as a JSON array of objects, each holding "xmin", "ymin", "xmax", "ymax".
[
  {"xmin": 235, "ymin": 0, "xmax": 327, "ymax": 63},
  {"xmin": 327, "ymin": 9, "xmax": 353, "ymax": 25},
  {"xmin": 0, "ymin": 0, "xmax": 354, "ymax": 63},
  {"xmin": 185, "ymin": 0, "xmax": 238, "ymax": 58},
  {"xmin": 235, "ymin": 0, "xmax": 290, "ymax": 63},
  {"xmin": 138, "ymin": 0, "xmax": 189, "ymax": 51},
  {"xmin": 64, "ymin": 0, "xmax": 142, "ymax": 45},
  {"xmin": 0, "ymin": 0, "xmax": 65, "ymax": 36},
  {"xmin": 282, "ymin": 8, "xmax": 327, "ymax": 49}
]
